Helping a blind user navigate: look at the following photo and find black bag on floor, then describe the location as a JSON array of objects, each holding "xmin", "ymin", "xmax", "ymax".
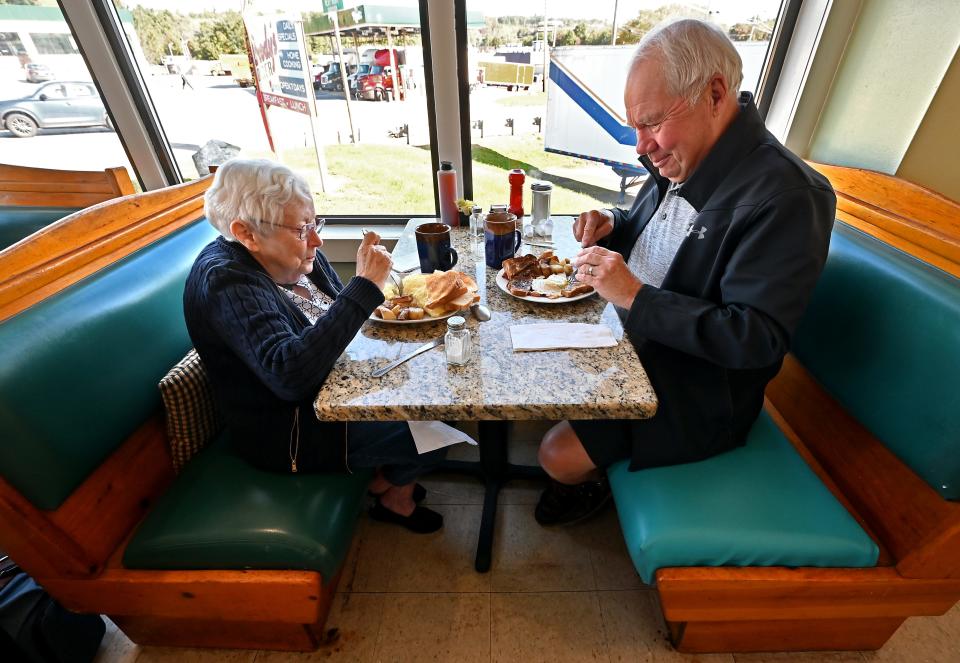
[{"xmin": 0, "ymin": 570, "xmax": 105, "ymax": 663}]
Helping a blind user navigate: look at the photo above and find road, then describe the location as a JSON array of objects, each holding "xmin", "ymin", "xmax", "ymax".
[{"xmin": 1, "ymin": 74, "xmax": 547, "ymax": 179}]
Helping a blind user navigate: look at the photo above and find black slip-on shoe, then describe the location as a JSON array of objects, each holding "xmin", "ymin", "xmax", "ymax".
[
  {"xmin": 534, "ymin": 478, "xmax": 611, "ymax": 526},
  {"xmin": 369, "ymin": 498, "xmax": 443, "ymax": 534},
  {"xmin": 368, "ymin": 483, "xmax": 427, "ymax": 503}
]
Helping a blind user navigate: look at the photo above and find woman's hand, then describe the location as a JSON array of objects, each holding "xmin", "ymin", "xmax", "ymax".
[
  {"xmin": 356, "ymin": 230, "xmax": 393, "ymax": 289},
  {"xmin": 575, "ymin": 245, "xmax": 642, "ymax": 309},
  {"xmin": 573, "ymin": 210, "xmax": 614, "ymax": 247}
]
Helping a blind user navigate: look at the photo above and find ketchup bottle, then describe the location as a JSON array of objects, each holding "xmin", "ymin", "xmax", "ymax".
[
  {"xmin": 508, "ymin": 168, "xmax": 525, "ymax": 219},
  {"xmin": 437, "ymin": 161, "xmax": 459, "ymax": 227}
]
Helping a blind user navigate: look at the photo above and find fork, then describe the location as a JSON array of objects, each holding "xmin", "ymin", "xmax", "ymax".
[{"xmin": 388, "ymin": 263, "xmax": 419, "ymax": 295}]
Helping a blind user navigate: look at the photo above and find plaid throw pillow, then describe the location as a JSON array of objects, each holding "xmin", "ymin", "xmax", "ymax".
[{"xmin": 158, "ymin": 349, "xmax": 223, "ymax": 472}]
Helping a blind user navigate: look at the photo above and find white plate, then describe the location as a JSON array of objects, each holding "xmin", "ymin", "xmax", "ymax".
[
  {"xmin": 369, "ymin": 308, "xmax": 458, "ymax": 325},
  {"xmin": 496, "ymin": 268, "xmax": 596, "ymax": 304}
]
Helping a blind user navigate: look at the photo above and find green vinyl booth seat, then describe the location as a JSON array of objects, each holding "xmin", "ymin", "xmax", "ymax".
[
  {"xmin": 0, "ymin": 217, "xmax": 372, "ymax": 581},
  {"xmin": 608, "ymin": 410, "xmax": 879, "ymax": 584},
  {"xmin": 0, "ymin": 205, "xmax": 80, "ymax": 250},
  {"xmin": 0, "ymin": 220, "xmax": 217, "ymax": 510},
  {"xmin": 792, "ymin": 223, "xmax": 960, "ymax": 500},
  {"xmin": 123, "ymin": 433, "xmax": 370, "ymax": 579}
]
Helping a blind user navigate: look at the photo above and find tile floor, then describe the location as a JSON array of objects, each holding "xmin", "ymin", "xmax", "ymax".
[{"xmin": 93, "ymin": 422, "xmax": 960, "ymax": 663}]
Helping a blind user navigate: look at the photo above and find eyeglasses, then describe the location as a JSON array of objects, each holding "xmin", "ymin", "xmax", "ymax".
[{"xmin": 267, "ymin": 216, "xmax": 325, "ymax": 241}]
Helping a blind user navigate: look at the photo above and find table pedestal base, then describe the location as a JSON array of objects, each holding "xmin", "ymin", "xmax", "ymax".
[{"xmin": 438, "ymin": 421, "xmax": 548, "ymax": 573}]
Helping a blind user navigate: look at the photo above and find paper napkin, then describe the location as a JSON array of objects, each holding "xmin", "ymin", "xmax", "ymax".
[
  {"xmin": 408, "ymin": 420, "xmax": 478, "ymax": 455},
  {"xmin": 510, "ymin": 323, "xmax": 618, "ymax": 352}
]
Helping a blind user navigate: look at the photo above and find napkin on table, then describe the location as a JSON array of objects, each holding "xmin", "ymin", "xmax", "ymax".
[
  {"xmin": 510, "ymin": 323, "xmax": 618, "ymax": 352},
  {"xmin": 408, "ymin": 420, "xmax": 478, "ymax": 455}
]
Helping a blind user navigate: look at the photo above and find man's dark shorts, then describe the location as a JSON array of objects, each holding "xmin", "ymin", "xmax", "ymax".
[{"xmin": 570, "ymin": 419, "xmax": 705, "ymax": 471}]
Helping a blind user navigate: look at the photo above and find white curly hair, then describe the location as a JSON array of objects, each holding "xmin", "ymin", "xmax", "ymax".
[{"xmin": 204, "ymin": 158, "xmax": 313, "ymax": 242}]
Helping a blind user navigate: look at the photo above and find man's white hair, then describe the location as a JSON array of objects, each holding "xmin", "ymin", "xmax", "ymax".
[
  {"xmin": 631, "ymin": 18, "xmax": 743, "ymax": 106},
  {"xmin": 204, "ymin": 158, "xmax": 313, "ymax": 241}
]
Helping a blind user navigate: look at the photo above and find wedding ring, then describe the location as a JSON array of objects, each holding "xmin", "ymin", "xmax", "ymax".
[{"xmin": 588, "ymin": 266, "xmax": 594, "ymax": 276}]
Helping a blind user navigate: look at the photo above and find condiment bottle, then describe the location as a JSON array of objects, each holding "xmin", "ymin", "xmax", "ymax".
[
  {"xmin": 469, "ymin": 205, "xmax": 484, "ymax": 239},
  {"xmin": 437, "ymin": 161, "xmax": 459, "ymax": 227},
  {"xmin": 508, "ymin": 169, "xmax": 525, "ymax": 219},
  {"xmin": 530, "ymin": 182, "xmax": 553, "ymax": 237},
  {"xmin": 444, "ymin": 316, "xmax": 471, "ymax": 366}
]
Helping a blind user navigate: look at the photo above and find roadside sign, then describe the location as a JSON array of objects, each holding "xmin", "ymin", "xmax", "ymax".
[
  {"xmin": 242, "ymin": 14, "xmax": 312, "ymax": 116},
  {"xmin": 322, "ymin": 0, "xmax": 344, "ymax": 12}
]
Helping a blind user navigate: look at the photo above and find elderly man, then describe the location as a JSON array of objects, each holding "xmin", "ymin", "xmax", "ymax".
[{"xmin": 535, "ymin": 19, "xmax": 836, "ymax": 525}]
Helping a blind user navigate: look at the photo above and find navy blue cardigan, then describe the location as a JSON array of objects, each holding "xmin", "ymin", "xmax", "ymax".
[{"xmin": 183, "ymin": 236, "xmax": 384, "ymax": 473}]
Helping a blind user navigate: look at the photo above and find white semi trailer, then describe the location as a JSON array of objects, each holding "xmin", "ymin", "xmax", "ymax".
[{"xmin": 545, "ymin": 42, "xmax": 770, "ymax": 202}]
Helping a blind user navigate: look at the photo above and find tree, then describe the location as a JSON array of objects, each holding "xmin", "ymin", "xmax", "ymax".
[
  {"xmin": 131, "ymin": 7, "xmax": 190, "ymax": 63},
  {"xmin": 617, "ymin": 4, "xmax": 708, "ymax": 44},
  {"xmin": 189, "ymin": 12, "xmax": 245, "ymax": 60}
]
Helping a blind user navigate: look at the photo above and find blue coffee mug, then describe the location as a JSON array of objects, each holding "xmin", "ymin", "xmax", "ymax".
[
  {"xmin": 415, "ymin": 222, "xmax": 458, "ymax": 273},
  {"xmin": 484, "ymin": 212, "xmax": 522, "ymax": 270}
]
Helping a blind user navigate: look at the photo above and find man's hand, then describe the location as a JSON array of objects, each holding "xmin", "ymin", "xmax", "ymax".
[
  {"xmin": 355, "ymin": 231, "xmax": 392, "ymax": 289},
  {"xmin": 573, "ymin": 210, "xmax": 614, "ymax": 247},
  {"xmin": 574, "ymin": 245, "xmax": 642, "ymax": 309}
]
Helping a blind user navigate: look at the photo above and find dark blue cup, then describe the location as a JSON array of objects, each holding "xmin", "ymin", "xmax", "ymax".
[
  {"xmin": 415, "ymin": 222, "xmax": 458, "ymax": 273},
  {"xmin": 484, "ymin": 212, "xmax": 522, "ymax": 269}
]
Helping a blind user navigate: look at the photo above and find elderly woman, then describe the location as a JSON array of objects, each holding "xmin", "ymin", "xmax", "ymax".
[{"xmin": 184, "ymin": 159, "xmax": 445, "ymax": 533}]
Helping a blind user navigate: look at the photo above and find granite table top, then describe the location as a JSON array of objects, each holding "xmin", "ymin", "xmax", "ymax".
[{"xmin": 314, "ymin": 217, "xmax": 658, "ymax": 422}]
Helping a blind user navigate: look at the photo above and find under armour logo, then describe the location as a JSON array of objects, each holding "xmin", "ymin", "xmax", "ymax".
[{"xmin": 686, "ymin": 224, "xmax": 707, "ymax": 239}]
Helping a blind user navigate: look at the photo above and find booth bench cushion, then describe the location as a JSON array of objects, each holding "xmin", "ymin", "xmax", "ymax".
[
  {"xmin": 0, "ymin": 221, "xmax": 217, "ymax": 510},
  {"xmin": 123, "ymin": 433, "xmax": 371, "ymax": 580},
  {"xmin": 608, "ymin": 410, "xmax": 879, "ymax": 584},
  {"xmin": 792, "ymin": 223, "xmax": 960, "ymax": 500},
  {"xmin": 0, "ymin": 205, "xmax": 80, "ymax": 250}
]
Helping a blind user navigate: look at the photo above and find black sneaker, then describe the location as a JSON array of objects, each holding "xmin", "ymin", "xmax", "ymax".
[{"xmin": 534, "ymin": 478, "xmax": 611, "ymax": 526}]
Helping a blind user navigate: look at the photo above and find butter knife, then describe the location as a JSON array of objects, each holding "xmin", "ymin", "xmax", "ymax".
[{"xmin": 372, "ymin": 337, "xmax": 444, "ymax": 378}]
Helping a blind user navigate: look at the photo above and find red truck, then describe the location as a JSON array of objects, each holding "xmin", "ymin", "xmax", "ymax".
[{"xmin": 355, "ymin": 49, "xmax": 404, "ymax": 101}]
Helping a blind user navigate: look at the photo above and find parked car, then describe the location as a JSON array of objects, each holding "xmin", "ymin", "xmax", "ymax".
[
  {"xmin": 25, "ymin": 63, "xmax": 54, "ymax": 83},
  {"xmin": 0, "ymin": 81, "xmax": 111, "ymax": 138}
]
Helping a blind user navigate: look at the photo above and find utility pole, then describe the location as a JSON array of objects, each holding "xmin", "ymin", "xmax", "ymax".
[
  {"xmin": 331, "ymin": 10, "xmax": 356, "ymax": 143},
  {"xmin": 611, "ymin": 0, "xmax": 619, "ymax": 46},
  {"xmin": 542, "ymin": 1, "xmax": 548, "ymax": 93}
]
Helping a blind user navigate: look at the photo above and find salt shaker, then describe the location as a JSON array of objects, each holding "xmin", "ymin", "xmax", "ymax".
[
  {"xmin": 469, "ymin": 205, "xmax": 484, "ymax": 240},
  {"xmin": 444, "ymin": 316, "xmax": 471, "ymax": 366}
]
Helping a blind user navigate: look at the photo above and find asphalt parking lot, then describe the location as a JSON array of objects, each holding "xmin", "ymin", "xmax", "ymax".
[{"xmin": 1, "ymin": 74, "xmax": 545, "ymax": 178}]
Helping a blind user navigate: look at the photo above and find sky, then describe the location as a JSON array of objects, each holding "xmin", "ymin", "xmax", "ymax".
[{"xmin": 124, "ymin": 0, "xmax": 782, "ymax": 24}]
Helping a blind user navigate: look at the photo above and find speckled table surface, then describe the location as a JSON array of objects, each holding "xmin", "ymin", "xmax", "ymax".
[{"xmin": 314, "ymin": 217, "xmax": 657, "ymax": 422}]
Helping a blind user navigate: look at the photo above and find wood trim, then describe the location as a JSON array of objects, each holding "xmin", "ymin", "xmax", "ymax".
[
  {"xmin": 47, "ymin": 415, "xmax": 175, "ymax": 573},
  {"xmin": 667, "ymin": 615, "xmax": 904, "ymax": 653},
  {"xmin": 765, "ymin": 354, "xmax": 959, "ymax": 573},
  {"xmin": 0, "ymin": 476, "xmax": 98, "ymax": 578},
  {"xmin": 41, "ymin": 568, "xmax": 326, "ymax": 623},
  {"xmin": 111, "ymin": 615, "xmax": 322, "ymax": 651},
  {"xmin": 764, "ymin": 397, "xmax": 893, "ymax": 566},
  {"xmin": 807, "ymin": 161, "xmax": 960, "ymax": 277},
  {"xmin": 656, "ymin": 566, "xmax": 960, "ymax": 622},
  {"xmin": 0, "ymin": 175, "xmax": 211, "ymax": 323},
  {"xmin": 0, "ymin": 163, "xmax": 135, "ymax": 207},
  {"xmin": 0, "ymin": 415, "xmax": 174, "ymax": 579}
]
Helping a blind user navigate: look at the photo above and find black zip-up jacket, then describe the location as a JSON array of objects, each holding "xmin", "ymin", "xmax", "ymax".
[
  {"xmin": 183, "ymin": 236, "xmax": 384, "ymax": 473},
  {"xmin": 606, "ymin": 92, "xmax": 836, "ymax": 470}
]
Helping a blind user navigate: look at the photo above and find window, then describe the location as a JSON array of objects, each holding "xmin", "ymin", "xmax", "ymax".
[
  {"xmin": 0, "ymin": 31, "xmax": 25, "ymax": 57},
  {"xmin": 29, "ymin": 33, "xmax": 79, "ymax": 55},
  {"xmin": 0, "ymin": 6, "xmax": 133, "ymax": 187},
  {"xmin": 462, "ymin": 1, "xmax": 784, "ymax": 214},
  {"xmin": 108, "ymin": 2, "xmax": 438, "ymax": 219}
]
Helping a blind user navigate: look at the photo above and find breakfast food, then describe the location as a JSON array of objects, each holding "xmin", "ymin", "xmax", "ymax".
[
  {"xmin": 376, "ymin": 270, "xmax": 479, "ymax": 321},
  {"xmin": 502, "ymin": 251, "xmax": 593, "ymax": 299}
]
